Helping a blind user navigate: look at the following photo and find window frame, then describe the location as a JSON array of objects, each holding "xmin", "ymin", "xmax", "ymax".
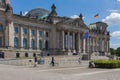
[
  {"xmin": 39, "ymin": 31, "xmax": 43, "ymax": 37},
  {"xmin": 23, "ymin": 38, "xmax": 27, "ymax": 49},
  {"xmin": 14, "ymin": 37, "xmax": 19, "ymax": 48},
  {"xmin": 23, "ymin": 27, "xmax": 27, "ymax": 35},
  {"xmin": 31, "ymin": 39, "xmax": 35, "ymax": 49},
  {"xmin": 0, "ymin": 24, "xmax": 3, "ymax": 32},
  {"xmin": 31, "ymin": 29, "xmax": 35, "ymax": 36},
  {"xmin": 39, "ymin": 40, "xmax": 42, "ymax": 50},
  {"xmin": 14, "ymin": 27, "xmax": 19, "ymax": 33}
]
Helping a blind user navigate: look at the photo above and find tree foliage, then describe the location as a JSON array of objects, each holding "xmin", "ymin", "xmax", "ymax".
[
  {"xmin": 116, "ymin": 47, "xmax": 120, "ymax": 56},
  {"xmin": 110, "ymin": 48, "xmax": 116, "ymax": 55},
  {"xmin": 110, "ymin": 47, "xmax": 120, "ymax": 56}
]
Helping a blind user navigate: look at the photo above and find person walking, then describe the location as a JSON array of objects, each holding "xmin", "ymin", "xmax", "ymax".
[
  {"xmin": 78, "ymin": 57, "xmax": 81, "ymax": 64},
  {"xmin": 51, "ymin": 57, "xmax": 55, "ymax": 66},
  {"xmin": 34, "ymin": 56, "xmax": 38, "ymax": 67}
]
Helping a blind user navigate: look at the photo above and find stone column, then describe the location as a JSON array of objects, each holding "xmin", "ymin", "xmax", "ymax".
[
  {"xmin": 100, "ymin": 38, "xmax": 103, "ymax": 51},
  {"xmin": 67, "ymin": 32, "xmax": 70, "ymax": 51},
  {"xmin": 72, "ymin": 32, "xmax": 75, "ymax": 53},
  {"xmin": 107, "ymin": 39, "xmax": 109, "ymax": 53},
  {"xmin": 83, "ymin": 39, "xmax": 86, "ymax": 54},
  {"xmin": 108, "ymin": 39, "xmax": 110, "ymax": 53},
  {"xmin": 87, "ymin": 37, "xmax": 90, "ymax": 53},
  {"xmin": 36, "ymin": 28, "xmax": 39, "ymax": 50},
  {"xmin": 62, "ymin": 30, "xmax": 65, "ymax": 51},
  {"xmin": 83, "ymin": 33, "xmax": 86, "ymax": 54},
  {"xmin": 104, "ymin": 39, "xmax": 106, "ymax": 52},
  {"xmin": 92, "ymin": 38, "xmax": 95, "ymax": 52},
  {"xmin": 77, "ymin": 32, "xmax": 80, "ymax": 53},
  {"xmin": 42, "ymin": 30, "xmax": 45, "ymax": 49},
  {"xmin": 28, "ymin": 26, "xmax": 31, "ymax": 49},
  {"xmin": 19, "ymin": 25, "xmax": 23, "ymax": 49},
  {"xmin": 102, "ymin": 38, "xmax": 104, "ymax": 52},
  {"xmin": 89, "ymin": 37, "xmax": 92, "ymax": 53}
]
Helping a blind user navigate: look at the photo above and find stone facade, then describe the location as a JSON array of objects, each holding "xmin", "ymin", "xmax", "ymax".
[{"xmin": 0, "ymin": 0, "xmax": 110, "ymax": 58}]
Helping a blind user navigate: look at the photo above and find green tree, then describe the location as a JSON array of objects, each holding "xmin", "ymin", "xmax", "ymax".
[
  {"xmin": 110, "ymin": 48, "xmax": 116, "ymax": 55},
  {"xmin": 116, "ymin": 47, "xmax": 120, "ymax": 56}
]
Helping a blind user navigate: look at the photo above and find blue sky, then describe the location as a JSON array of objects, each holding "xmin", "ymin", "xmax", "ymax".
[{"xmin": 10, "ymin": 0, "xmax": 120, "ymax": 49}]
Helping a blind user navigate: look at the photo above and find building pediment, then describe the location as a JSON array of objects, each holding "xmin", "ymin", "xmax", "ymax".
[{"xmin": 57, "ymin": 17, "xmax": 88, "ymax": 30}]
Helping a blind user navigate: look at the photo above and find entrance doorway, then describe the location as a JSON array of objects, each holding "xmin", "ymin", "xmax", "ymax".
[{"xmin": 0, "ymin": 52, "xmax": 4, "ymax": 58}]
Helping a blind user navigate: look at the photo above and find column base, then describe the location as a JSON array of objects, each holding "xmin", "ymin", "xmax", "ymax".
[
  {"xmin": 72, "ymin": 49, "xmax": 76, "ymax": 53},
  {"xmin": 67, "ymin": 49, "xmax": 71, "ymax": 52},
  {"xmin": 77, "ymin": 49, "xmax": 81, "ymax": 53},
  {"xmin": 82, "ymin": 50, "xmax": 86, "ymax": 54},
  {"xmin": 62, "ymin": 48, "xmax": 65, "ymax": 51}
]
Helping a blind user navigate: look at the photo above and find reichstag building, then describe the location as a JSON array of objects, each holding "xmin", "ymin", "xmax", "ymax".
[{"xmin": 0, "ymin": 0, "xmax": 110, "ymax": 58}]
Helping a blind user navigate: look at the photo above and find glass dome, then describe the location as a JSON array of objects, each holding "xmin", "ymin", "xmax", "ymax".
[{"xmin": 26, "ymin": 8, "xmax": 50, "ymax": 20}]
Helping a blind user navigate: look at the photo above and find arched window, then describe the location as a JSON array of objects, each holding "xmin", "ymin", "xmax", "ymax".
[
  {"xmin": 31, "ymin": 39, "xmax": 35, "ymax": 49},
  {"xmin": 39, "ymin": 40, "xmax": 42, "ymax": 50},
  {"xmin": 14, "ymin": 37, "xmax": 19, "ymax": 48},
  {"xmin": 45, "ymin": 40, "xmax": 48, "ymax": 50},
  {"xmin": 25, "ymin": 53, "xmax": 28, "ymax": 57},
  {"xmin": 2, "ymin": 0, "xmax": 5, "ymax": 4},
  {"xmin": 16, "ymin": 53, "xmax": 20, "ymax": 58},
  {"xmin": 0, "ymin": 24, "xmax": 3, "ymax": 32},
  {"xmin": 23, "ymin": 38, "xmax": 27, "ymax": 49}
]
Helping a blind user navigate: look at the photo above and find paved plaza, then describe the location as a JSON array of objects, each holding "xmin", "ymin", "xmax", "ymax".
[{"xmin": 0, "ymin": 59, "xmax": 120, "ymax": 80}]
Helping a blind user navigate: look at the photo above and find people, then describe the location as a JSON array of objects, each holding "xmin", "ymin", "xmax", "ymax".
[
  {"xmin": 50, "ymin": 57, "xmax": 55, "ymax": 66},
  {"xmin": 89, "ymin": 61, "xmax": 95, "ymax": 68},
  {"xmin": 78, "ymin": 57, "xmax": 81, "ymax": 64},
  {"xmin": 34, "ymin": 56, "xmax": 38, "ymax": 67}
]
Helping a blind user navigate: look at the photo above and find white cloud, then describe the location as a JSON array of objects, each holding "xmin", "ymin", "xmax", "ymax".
[
  {"xmin": 23, "ymin": 11, "xmax": 28, "ymax": 16},
  {"xmin": 117, "ymin": 0, "xmax": 120, "ymax": 2},
  {"xmin": 110, "ymin": 43, "xmax": 120, "ymax": 49},
  {"xmin": 70, "ymin": 15, "xmax": 79, "ymax": 19},
  {"xmin": 111, "ymin": 31, "xmax": 120, "ymax": 37},
  {"xmin": 102, "ymin": 12, "xmax": 120, "ymax": 26},
  {"xmin": 70, "ymin": 15, "xmax": 85, "ymax": 19},
  {"xmin": 107, "ymin": 9, "xmax": 119, "ymax": 13}
]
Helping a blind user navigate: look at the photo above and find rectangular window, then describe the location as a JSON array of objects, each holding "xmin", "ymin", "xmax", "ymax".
[
  {"xmin": 39, "ymin": 31, "xmax": 42, "ymax": 37},
  {"xmin": 23, "ymin": 28, "xmax": 27, "ymax": 34},
  {"xmin": 14, "ymin": 27, "xmax": 18, "ymax": 33},
  {"xmin": 2, "ymin": 0, "xmax": 5, "ymax": 3},
  {"xmin": 31, "ymin": 30, "xmax": 35, "ymax": 36},
  {"xmin": 0, "ymin": 25, "xmax": 3, "ymax": 32},
  {"xmin": 46, "ymin": 32, "xmax": 48, "ymax": 37},
  {"xmin": 0, "ymin": 37, "xmax": 2, "ymax": 47}
]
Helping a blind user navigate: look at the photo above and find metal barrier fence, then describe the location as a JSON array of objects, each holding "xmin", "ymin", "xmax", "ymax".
[
  {"xmin": 0, "ymin": 56, "xmax": 83, "ymax": 67},
  {"xmin": 0, "ymin": 59, "xmax": 34, "ymax": 66}
]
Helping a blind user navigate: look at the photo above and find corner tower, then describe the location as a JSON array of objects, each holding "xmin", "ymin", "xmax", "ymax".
[{"xmin": 0, "ymin": 0, "xmax": 11, "ymax": 12}]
